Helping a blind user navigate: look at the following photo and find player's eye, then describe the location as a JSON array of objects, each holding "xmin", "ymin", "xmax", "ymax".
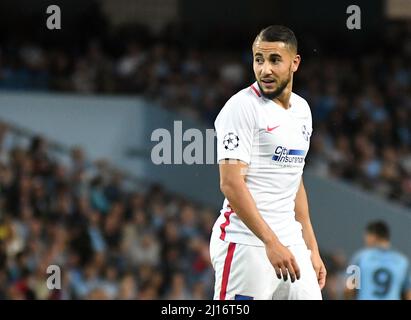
[{"xmin": 255, "ymin": 57, "xmax": 263, "ymax": 64}]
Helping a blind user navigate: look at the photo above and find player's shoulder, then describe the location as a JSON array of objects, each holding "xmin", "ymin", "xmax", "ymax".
[
  {"xmin": 352, "ymin": 248, "xmax": 370, "ymax": 259},
  {"xmin": 291, "ymin": 91, "xmax": 309, "ymax": 104},
  {"xmin": 388, "ymin": 248, "xmax": 409, "ymax": 264},
  {"xmin": 291, "ymin": 92, "xmax": 311, "ymax": 113},
  {"xmin": 351, "ymin": 248, "xmax": 376, "ymax": 265},
  {"xmin": 360, "ymin": 247, "xmax": 408, "ymax": 262}
]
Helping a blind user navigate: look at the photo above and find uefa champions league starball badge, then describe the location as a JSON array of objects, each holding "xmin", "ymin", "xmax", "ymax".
[
  {"xmin": 302, "ymin": 125, "xmax": 311, "ymax": 142},
  {"xmin": 223, "ymin": 132, "xmax": 240, "ymax": 150}
]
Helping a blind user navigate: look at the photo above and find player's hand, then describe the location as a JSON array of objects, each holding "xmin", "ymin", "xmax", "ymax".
[
  {"xmin": 265, "ymin": 241, "xmax": 300, "ymax": 283},
  {"xmin": 311, "ymin": 251, "xmax": 327, "ymax": 289}
]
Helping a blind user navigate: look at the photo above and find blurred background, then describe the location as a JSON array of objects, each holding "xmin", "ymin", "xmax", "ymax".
[{"xmin": 0, "ymin": 0, "xmax": 410, "ymax": 299}]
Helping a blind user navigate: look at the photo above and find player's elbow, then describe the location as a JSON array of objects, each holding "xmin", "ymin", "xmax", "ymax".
[
  {"xmin": 219, "ymin": 180, "xmax": 230, "ymax": 195},
  {"xmin": 220, "ymin": 177, "xmax": 242, "ymax": 197}
]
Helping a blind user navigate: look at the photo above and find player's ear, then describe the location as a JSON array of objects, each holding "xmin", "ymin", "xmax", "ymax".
[{"xmin": 292, "ymin": 54, "xmax": 301, "ymax": 72}]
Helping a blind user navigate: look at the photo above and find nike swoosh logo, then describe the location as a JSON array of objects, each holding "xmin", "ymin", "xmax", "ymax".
[{"xmin": 266, "ymin": 125, "xmax": 280, "ymax": 132}]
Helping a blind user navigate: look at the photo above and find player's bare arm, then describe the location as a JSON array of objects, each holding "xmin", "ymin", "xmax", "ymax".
[
  {"xmin": 294, "ymin": 177, "xmax": 327, "ymax": 289},
  {"xmin": 219, "ymin": 159, "xmax": 301, "ymax": 283}
]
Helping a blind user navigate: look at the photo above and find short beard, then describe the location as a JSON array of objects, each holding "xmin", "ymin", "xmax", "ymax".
[{"xmin": 257, "ymin": 75, "xmax": 290, "ymax": 100}]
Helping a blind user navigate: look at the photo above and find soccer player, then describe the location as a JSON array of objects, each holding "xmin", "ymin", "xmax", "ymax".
[
  {"xmin": 209, "ymin": 25, "xmax": 326, "ymax": 300},
  {"xmin": 345, "ymin": 220, "xmax": 411, "ymax": 300}
]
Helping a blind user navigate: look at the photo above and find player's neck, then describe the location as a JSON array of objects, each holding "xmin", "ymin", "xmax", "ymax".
[
  {"xmin": 372, "ymin": 241, "xmax": 390, "ymax": 249},
  {"xmin": 379, "ymin": 241, "xmax": 390, "ymax": 249},
  {"xmin": 273, "ymin": 82, "xmax": 292, "ymax": 110}
]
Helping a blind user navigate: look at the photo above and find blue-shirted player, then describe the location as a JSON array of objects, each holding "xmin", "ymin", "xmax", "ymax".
[{"xmin": 345, "ymin": 220, "xmax": 411, "ymax": 300}]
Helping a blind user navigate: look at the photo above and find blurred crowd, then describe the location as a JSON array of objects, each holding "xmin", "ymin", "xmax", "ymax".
[
  {"xmin": 0, "ymin": 39, "xmax": 247, "ymax": 125},
  {"xmin": 0, "ymin": 122, "xmax": 351, "ymax": 300},
  {"xmin": 0, "ymin": 124, "xmax": 215, "ymax": 299},
  {"xmin": 303, "ymin": 22, "xmax": 411, "ymax": 206},
  {"xmin": 1, "ymin": 22, "xmax": 410, "ymax": 207},
  {"xmin": 0, "ymin": 19, "xmax": 410, "ymax": 300}
]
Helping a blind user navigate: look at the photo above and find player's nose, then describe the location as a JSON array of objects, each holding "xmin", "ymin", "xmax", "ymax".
[{"xmin": 260, "ymin": 62, "xmax": 274, "ymax": 76}]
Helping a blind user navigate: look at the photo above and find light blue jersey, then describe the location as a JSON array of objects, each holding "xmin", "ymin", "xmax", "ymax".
[{"xmin": 350, "ymin": 247, "xmax": 411, "ymax": 300}]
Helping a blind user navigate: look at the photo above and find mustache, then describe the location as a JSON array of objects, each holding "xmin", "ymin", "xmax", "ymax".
[{"xmin": 257, "ymin": 76, "xmax": 290, "ymax": 99}]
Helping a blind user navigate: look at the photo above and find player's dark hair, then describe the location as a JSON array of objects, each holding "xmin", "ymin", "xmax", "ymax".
[
  {"xmin": 366, "ymin": 220, "xmax": 390, "ymax": 240},
  {"xmin": 255, "ymin": 25, "xmax": 298, "ymax": 52}
]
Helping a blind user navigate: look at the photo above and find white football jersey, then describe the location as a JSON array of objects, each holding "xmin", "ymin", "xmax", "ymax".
[{"xmin": 213, "ymin": 82, "xmax": 313, "ymax": 247}]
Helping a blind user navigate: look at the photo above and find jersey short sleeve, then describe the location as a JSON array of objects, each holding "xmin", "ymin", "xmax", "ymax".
[{"xmin": 214, "ymin": 95, "xmax": 255, "ymax": 164}]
